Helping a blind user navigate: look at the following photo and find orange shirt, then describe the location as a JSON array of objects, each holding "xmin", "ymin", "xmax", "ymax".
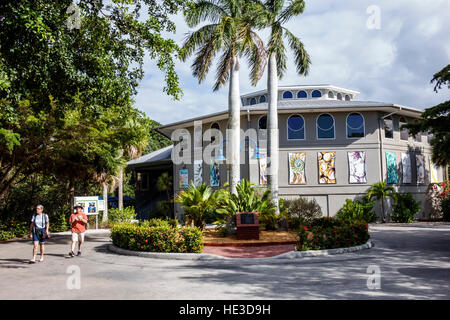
[{"xmin": 69, "ymin": 213, "xmax": 88, "ymax": 233}]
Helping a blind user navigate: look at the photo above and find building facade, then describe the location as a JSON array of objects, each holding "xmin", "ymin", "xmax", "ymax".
[{"xmin": 132, "ymin": 85, "xmax": 445, "ymax": 221}]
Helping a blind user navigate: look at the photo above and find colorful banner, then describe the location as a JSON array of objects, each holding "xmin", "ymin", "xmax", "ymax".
[
  {"xmin": 348, "ymin": 151, "xmax": 366, "ymax": 184},
  {"xmin": 179, "ymin": 169, "xmax": 188, "ymax": 189},
  {"xmin": 318, "ymin": 152, "xmax": 336, "ymax": 184},
  {"xmin": 415, "ymin": 154, "xmax": 425, "ymax": 184},
  {"xmin": 193, "ymin": 160, "xmax": 203, "ymax": 186},
  {"xmin": 289, "ymin": 152, "xmax": 306, "ymax": 184},
  {"xmin": 430, "ymin": 156, "xmax": 439, "ymax": 183},
  {"xmin": 386, "ymin": 152, "xmax": 397, "ymax": 184},
  {"xmin": 210, "ymin": 162, "xmax": 220, "ymax": 187},
  {"xmin": 259, "ymin": 151, "xmax": 267, "ymax": 185},
  {"xmin": 401, "ymin": 153, "xmax": 412, "ymax": 184}
]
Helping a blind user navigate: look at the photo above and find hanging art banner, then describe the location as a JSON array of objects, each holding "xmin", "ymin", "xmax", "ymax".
[
  {"xmin": 386, "ymin": 152, "xmax": 397, "ymax": 184},
  {"xmin": 210, "ymin": 162, "xmax": 220, "ymax": 187},
  {"xmin": 401, "ymin": 153, "xmax": 412, "ymax": 184},
  {"xmin": 416, "ymin": 154, "xmax": 425, "ymax": 184},
  {"xmin": 347, "ymin": 151, "xmax": 367, "ymax": 184},
  {"xmin": 289, "ymin": 152, "xmax": 306, "ymax": 184},
  {"xmin": 193, "ymin": 160, "xmax": 203, "ymax": 186},
  {"xmin": 259, "ymin": 151, "xmax": 267, "ymax": 185},
  {"xmin": 430, "ymin": 156, "xmax": 439, "ymax": 183},
  {"xmin": 318, "ymin": 152, "xmax": 336, "ymax": 184},
  {"xmin": 179, "ymin": 169, "xmax": 188, "ymax": 189}
]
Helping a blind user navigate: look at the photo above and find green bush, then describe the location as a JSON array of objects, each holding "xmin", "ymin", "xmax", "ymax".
[
  {"xmin": 391, "ymin": 193, "xmax": 421, "ymax": 223},
  {"xmin": 0, "ymin": 219, "xmax": 29, "ymax": 240},
  {"xmin": 336, "ymin": 196, "xmax": 377, "ymax": 223},
  {"xmin": 49, "ymin": 210, "xmax": 70, "ymax": 232},
  {"xmin": 110, "ymin": 220, "xmax": 203, "ymax": 253},
  {"xmin": 282, "ymin": 197, "xmax": 322, "ymax": 230},
  {"xmin": 296, "ymin": 218, "xmax": 369, "ymax": 251},
  {"xmin": 442, "ymin": 195, "xmax": 450, "ymax": 222},
  {"xmin": 108, "ymin": 207, "xmax": 137, "ymax": 224}
]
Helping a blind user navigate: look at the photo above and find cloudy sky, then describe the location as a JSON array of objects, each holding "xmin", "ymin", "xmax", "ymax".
[{"xmin": 134, "ymin": 0, "xmax": 450, "ymax": 125}]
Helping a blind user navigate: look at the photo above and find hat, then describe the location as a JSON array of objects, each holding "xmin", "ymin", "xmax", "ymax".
[{"xmin": 74, "ymin": 204, "xmax": 83, "ymax": 209}]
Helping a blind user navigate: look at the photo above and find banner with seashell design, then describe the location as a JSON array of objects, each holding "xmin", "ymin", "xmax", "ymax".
[
  {"xmin": 259, "ymin": 151, "xmax": 267, "ymax": 185},
  {"xmin": 210, "ymin": 162, "xmax": 220, "ymax": 187},
  {"xmin": 289, "ymin": 152, "xmax": 306, "ymax": 184},
  {"xmin": 318, "ymin": 152, "xmax": 336, "ymax": 184},
  {"xmin": 348, "ymin": 151, "xmax": 366, "ymax": 184},
  {"xmin": 415, "ymin": 154, "xmax": 425, "ymax": 184},
  {"xmin": 386, "ymin": 152, "xmax": 397, "ymax": 184},
  {"xmin": 193, "ymin": 160, "xmax": 203, "ymax": 186},
  {"xmin": 401, "ymin": 153, "xmax": 412, "ymax": 184},
  {"xmin": 179, "ymin": 169, "xmax": 188, "ymax": 189}
]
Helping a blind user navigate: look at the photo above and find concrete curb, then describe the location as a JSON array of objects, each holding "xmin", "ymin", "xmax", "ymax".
[{"xmin": 108, "ymin": 240, "xmax": 373, "ymax": 261}]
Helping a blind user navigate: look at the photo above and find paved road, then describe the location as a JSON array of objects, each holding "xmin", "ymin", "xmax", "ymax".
[{"xmin": 1, "ymin": 226, "xmax": 449, "ymax": 300}]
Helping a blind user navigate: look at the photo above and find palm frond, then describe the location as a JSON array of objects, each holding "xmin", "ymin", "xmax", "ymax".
[
  {"xmin": 283, "ymin": 27, "xmax": 310, "ymax": 76},
  {"xmin": 184, "ymin": 0, "xmax": 228, "ymax": 28},
  {"xmin": 278, "ymin": 0, "xmax": 306, "ymax": 24}
]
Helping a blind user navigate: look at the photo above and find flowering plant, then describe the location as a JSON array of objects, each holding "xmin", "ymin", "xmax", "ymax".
[{"xmin": 427, "ymin": 181, "xmax": 450, "ymax": 219}]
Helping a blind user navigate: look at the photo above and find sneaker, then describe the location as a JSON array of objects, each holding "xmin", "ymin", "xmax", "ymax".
[
  {"xmin": 68, "ymin": 251, "xmax": 74, "ymax": 257},
  {"xmin": 77, "ymin": 251, "xmax": 81, "ymax": 256}
]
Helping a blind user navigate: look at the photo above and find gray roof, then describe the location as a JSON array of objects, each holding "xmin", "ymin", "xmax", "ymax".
[{"xmin": 127, "ymin": 145, "xmax": 173, "ymax": 168}]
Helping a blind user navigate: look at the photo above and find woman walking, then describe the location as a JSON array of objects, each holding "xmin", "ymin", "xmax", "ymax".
[{"xmin": 29, "ymin": 205, "xmax": 49, "ymax": 263}]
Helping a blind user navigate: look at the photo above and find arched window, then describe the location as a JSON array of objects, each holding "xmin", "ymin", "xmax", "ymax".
[
  {"xmin": 337, "ymin": 93, "xmax": 343, "ymax": 100},
  {"xmin": 345, "ymin": 94, "xmax": 351, "ymax": 101},
  {"xmin": 283, "ymin": 91, "xmax": 293, "ymax": 99},
  {"xmin": 346, "ymin": 113, "xmax": 365, "ymax": 138},
  {"xmin": 328, "ymin": 91, "xmax": 334, "ymax": 99},
  {"xmin": 287, "ymin": 115, "xmax": 305, "ymax": 140},
  {"xmin": 258, "ymin": 115, "xmax": 267, "ymax": 139},
  {"xmin": 317, "ymin": 114, "xmax": 335, "ymax": 139},
  {"xmin": 384, "ymin": 116, "xmax": 393, "ymax": 139},
  {"xmin": 399, "ymin": 117, "xmax": 408, "ymax": 141},
  {"xmin": 210, "ymin": 122, "xmax": 220, "ymax": 143},
  {"xmin": 297, "ymin": 90, "xmax": 307, "ymax": 99},
  {"xmin": 250, "ymin": 97, "xmax": 257, "ymax": 105},
  {"xmin": 312, "ymin": 90, "xmax": 322, "ymax": 98},
  {"xmin": 259, "ymin": 95, "xmax": 266, "ymax": 103}
]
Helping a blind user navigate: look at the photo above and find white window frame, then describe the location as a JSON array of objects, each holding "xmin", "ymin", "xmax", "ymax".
[
  {"xmin": 316, "ymin": 113, "xmax": 335, "ymax": 140},
  {"xmin": 287, "ymin": 114, "xmax": 306, "ymax": 141},
  {"xmin": 346, "ymin": 112, "xmax": 365, "ymax": 139}
]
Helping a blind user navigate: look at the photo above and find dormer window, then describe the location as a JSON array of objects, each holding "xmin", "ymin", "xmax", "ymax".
[
  {"xmin": 328, "ymin": 91, "xmax": 334, "ymax": 99},
  {"xmin": 312, "ymin": 90, "xmax": 322, "ymax": 98},
  {"xmin": 283, "ymin": 91, "xmax": 293, "ymax": 99},
  {"xmin": 259, "ymin": 95, "xmax": 266, "ymax": 103},
  {"xmin": 337, "ymin": 93, "xmax": 343, "ymax": 100},
  {"xmin": 345, "ymin": 94, "xmax": 351, "ymax": 101},
  {"xmin": 250, "ymin": 97, "xmax": 257, "ymax": 105},
  {"xmin": 297, "ymin": 90, "xmax": 307, "ymax": 99}
]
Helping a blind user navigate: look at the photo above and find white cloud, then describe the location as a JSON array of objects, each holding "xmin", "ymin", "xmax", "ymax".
[{"xmin": 134, "ymin": 0, "xmax": 450, "ymax": 124}]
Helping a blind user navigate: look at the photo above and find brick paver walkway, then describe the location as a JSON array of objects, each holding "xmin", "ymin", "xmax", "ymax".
[{"xmin": 203, "ymin": 244, "xmax": 295, "ymax": 258}]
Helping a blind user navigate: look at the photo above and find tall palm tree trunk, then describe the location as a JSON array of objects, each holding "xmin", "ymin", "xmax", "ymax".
[
  {"xmin": 118, "ymin": 168, "xmax": 123, "ymax": 210},
  {"xmin": 102, "ymin": 181, "xmax": 109, "ymax": 222},
  {"xmin": 228, "ymin": 56, "xmax": 241, "ymax": 195},
  {"xmin": 267, "ymin": 52, "xmax": 279, "ymax": 214}
]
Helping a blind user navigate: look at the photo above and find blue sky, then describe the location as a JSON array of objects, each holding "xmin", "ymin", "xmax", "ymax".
[{"xmin": 134, "ymin": 0, "xmax": 450, "ymax": 125}]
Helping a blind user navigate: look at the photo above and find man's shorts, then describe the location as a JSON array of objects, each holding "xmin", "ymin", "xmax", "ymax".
[
  {"xmin": 32, "ymin": 231, "xmax": 45, "ymax": 244},
  {"xmin": 71, "ymin": 232, "xmax": 85, "ymax": 243}
]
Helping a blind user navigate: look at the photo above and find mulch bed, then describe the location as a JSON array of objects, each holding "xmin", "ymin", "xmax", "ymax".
[{"xmin": 203, "ymin": 228, "xmax": 298, "ymax": 247}]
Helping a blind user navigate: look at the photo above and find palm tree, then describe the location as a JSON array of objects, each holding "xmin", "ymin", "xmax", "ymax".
[
  {"xmin": 366, "ymin": 182, "xmax": 397, "ymax": 222},
  {"xmin": 260, "ymin": 0, "xmax": 311, "ymax": 214},
  {"xmin": 181, "ymin": 0, "xmax": 267, "ymax": 195}
]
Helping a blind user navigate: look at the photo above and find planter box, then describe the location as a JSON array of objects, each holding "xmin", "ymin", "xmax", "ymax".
[{"xmin": 236, "ymin": 212, "xmax": 259, "ymax": 240}]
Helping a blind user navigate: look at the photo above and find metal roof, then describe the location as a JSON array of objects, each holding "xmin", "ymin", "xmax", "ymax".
[{"xmin": 127, "ymin": 145, "xmax": 173, "ymax": 168}]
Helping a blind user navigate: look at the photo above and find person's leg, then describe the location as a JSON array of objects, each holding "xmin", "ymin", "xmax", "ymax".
[
  {"xmin": 39, "ymin": 242, "xmax": 45, "ymax": 261},
  {"xmin": 77, "ymin": 233, "xmax": 84, "ymax": 255},
  {"xmin": 31, "ymin": 242, "xmax": 38, "ymax": 262},
  {"xmin": 70, "ymin": 233, "xmax": 77, "ymax": 256}
]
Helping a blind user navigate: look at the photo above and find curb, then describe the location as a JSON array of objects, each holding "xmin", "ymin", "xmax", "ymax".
[
  {"xmin": 107, "ymin": 240, "xmax": 373, "ymax": 261},
  {"xmin": 204, "ymin": 241, "xmax": 297, "ymax": 247}
]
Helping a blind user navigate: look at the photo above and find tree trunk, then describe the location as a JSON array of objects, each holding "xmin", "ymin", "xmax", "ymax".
[
  {"xmin": 267, "ymin": 52, "xmax": 280, "ymax": 214},
  {"xmin": 118, "ymin": 168, "xmax": 123, "ymax": 210},
  {"xmin": 69, "ymin": 178, "xmax": 75, "ymax": 215},
  {"xmin": 102, "ymin": 181, "xmax": 109, "ymax": 222},
  {"xmin": 228, "ymin": 56, "xmax": 241, "ymax": 195}
]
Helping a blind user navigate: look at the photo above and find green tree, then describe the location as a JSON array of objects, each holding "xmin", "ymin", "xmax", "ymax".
[
  {"xmin": 181, "ymin": 0, "xmax": 266, "ymax": 195},
  {"xmin": 404, "ymin": 65, "xmax": 450, "ymax": 166},
  {"xmin": 366, "ymin": 182, "xmax": 397, "ymax": 222},
  {"xmin": 257, "ymin": 0, "xmax": 311, "ymax": 213}
]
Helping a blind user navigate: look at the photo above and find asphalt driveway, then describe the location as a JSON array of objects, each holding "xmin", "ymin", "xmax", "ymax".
[{"xmin": 0, "ymin": 225, "xmax": 449, "ymax": 300}]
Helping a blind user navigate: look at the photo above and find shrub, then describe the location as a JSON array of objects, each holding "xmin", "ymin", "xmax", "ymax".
[
  {"xmin": 296, "ymin": 218, "xmax": 369, "ymax": 251},
  {"xmin": 0, "ymin": 219, "xmax": 29, "ymax": 240},
  {"xmin": 282, "ymin": 197, "xmax": 322, "ymax": 230},
  {"xmin": 336, "ymin": 196, "xmax": 377, "ymax": 223},
  {"xmin": 391, "ymin": 193, "xmax": 421, "ymax": 223},
  {"xmin": 427, "ymin": 181, "xmax": 450, "ymax": 219},
  {"xmin": 108, "ymin": 207, "xmax": 137, "ymax": 224},
  {"xmin": 50, "ymin": 210, "xmax": 70, "ymax": 232},
  {"xmin": 110, "ymin": 220, "xmax": 203, "ymax": 253},
  {"xmin": 440, "ymin": 195, "xmax": 450, "ymax": 222}
]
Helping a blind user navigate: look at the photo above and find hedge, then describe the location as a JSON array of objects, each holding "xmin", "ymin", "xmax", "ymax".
[
  {"xmin": 296, "ymin": 217, "xmax": 369, "ymax": 251},
  {"xmin": 110, "ymin": 220, "xmax": 203, "ymax": 253}
]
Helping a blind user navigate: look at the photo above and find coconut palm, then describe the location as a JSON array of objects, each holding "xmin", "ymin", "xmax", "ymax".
[
  {"xmin": 181, "ymin": 0, "xmax": 267, "ymax": 195},
  {"xmin": 260, "ymin": 0, "xmax": 311, "ymax": 214},
  {"xmin": 366, "ymin": 181, "xmax": 397, "ymax": 222}
]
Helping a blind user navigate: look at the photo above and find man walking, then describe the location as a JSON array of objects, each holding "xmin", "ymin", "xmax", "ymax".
[
  {"xmin": 29, "ymin": 205, "xmax": 49, "ymax": 263},
  {"xmin": 69, "ymin": 205, "xmax": 88, "ymax": 257}
]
